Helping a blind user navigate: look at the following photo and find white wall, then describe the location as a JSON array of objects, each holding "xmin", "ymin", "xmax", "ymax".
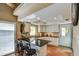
[{"xmin": 73, "ymin": 21, "xmax": 79, "ymax": 56}]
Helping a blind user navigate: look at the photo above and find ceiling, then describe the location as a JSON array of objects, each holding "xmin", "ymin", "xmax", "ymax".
[
  {"xmin": 14, "ymin": 3, "xmax": 52, "ymax": 17},
  {"xmin": 14, "ymin": 3, "xmax": 72, "ymax": 25}
]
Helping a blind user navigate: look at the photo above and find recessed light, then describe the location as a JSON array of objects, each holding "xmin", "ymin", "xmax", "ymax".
[
  {"xmin": 26, "ymin": 14, "xmax": 36, "ymax": 19},
  {"xmin": 37, "ymin": 17, "xmax": 40, "ymax": 20},
  {"xmin": 54, "ymin": 17, "xmax": 57, "ymax": 20}
]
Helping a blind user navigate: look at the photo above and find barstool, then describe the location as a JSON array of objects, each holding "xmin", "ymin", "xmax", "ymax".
[{"xmin": 16, "ymin": 39, "xmax": 37, "ymax": 56}]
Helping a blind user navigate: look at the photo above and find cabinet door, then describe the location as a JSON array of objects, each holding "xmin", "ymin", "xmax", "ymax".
[
  {"xmin": 24, "ymin": 23, "xmax": 30, "ymax": 32},
  {"xmin": 16, "ymin": 22, "xmax": 21, "ymax": 39},
  {"xmin": 49, "ymin": 38, "xmax": 59, "ymax": 46}
]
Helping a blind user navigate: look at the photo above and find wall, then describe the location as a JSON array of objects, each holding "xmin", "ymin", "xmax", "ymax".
[
  {"xmin": 0, "ymin": 4, "xmax": 17, "ymax": 22},
  {"xmin": 62, "ymin": 3, "xmax": 72, "ymax": 21},
  {"xmin": 73, "ymin": 21, "xmax": 79, "ymax": 56},
  {"xmin": 0, "ymin": 3, "xmax": 17, "ymax": 42}
]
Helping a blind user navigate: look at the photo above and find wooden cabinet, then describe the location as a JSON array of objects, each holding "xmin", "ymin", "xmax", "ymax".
[
  {"xmin": 16, "ymin": 22, "xmax": 21, "ymax": 39},
  {"xmin": 38, "ymin": 45, "xmax": 47, "ymax": 56},
  {"xmin": 38, "ymin": 25, "xmax": 59, "ymax": 32},
  {"xmin": 16, "ymin": 22, "xmax": 30, "ymax": 39},
  {"xmin": 38, "ymin": 25, "xmax": 46, "ymax": 32},
  {"xmin": 24, "ymin": 22, "xmax": 30, "ymax": 32},
  {"xmin": 48, "ymin": 38, "xmax": 59, "ymax": 46},
  {"xmin": 46, "ymin": 25, "xmax": 59, "ymax": 32}
]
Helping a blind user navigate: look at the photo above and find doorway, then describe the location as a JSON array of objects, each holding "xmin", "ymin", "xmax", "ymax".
[{"xmin": 59, "ymin": 24, "xmax": 72, "ymax": 48}]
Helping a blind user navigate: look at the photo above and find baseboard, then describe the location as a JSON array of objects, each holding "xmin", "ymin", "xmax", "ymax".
[{"xmin": 3, "ymin": 52, "xmax": 15, "ymax": 56}]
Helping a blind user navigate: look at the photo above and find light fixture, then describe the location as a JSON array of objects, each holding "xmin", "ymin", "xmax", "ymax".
[
  {"xmin": 37, "ymin": 17, "xmax": 40, "ymax": 20},
  {"xmin": 54, "ymin": 17, "xmax": 57, "ymax": 20},
  {"xmin": 26, "ymin": 14, "xmax": 36, "ymax": 19}
]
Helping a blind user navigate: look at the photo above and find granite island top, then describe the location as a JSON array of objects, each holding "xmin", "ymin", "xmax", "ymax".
[
  {"xmin": 17, "ymin": 38, "xmax": 51, "ymax": 47},
  {"xmin": 35, "ymin": 39, "xmax": 50, "ymax": 47}
]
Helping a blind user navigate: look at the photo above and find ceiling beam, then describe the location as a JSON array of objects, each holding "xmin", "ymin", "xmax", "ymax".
[{"xmin": 6, "ymin": 3, "xmax": 18, "ymax": 9}]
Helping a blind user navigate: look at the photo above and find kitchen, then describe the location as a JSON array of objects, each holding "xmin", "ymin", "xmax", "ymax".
[
  {"xmin": 14, "ymin": 4, "xmax": 72, "ymax": 56},
  {"xmin": 0, "ymin": 3, "xmax": 73, "ymax": 56},
  {"xmin": 15, "ymin": 21, "xmax": 72, "ymax": 56},
  {"xmin": 14, "ymin": 3, "xmax": 72, "ymax": 56}
]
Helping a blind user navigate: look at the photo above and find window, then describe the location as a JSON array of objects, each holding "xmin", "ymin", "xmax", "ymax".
[
  {"xmin": 30, "ymin": 26, "xmax": 36, "ymax": 36},
  {"xmin": 61, "ymin": 27, "xmax": 68, "ymax": 36},
  {"xmin": 0, "ymin": 22, "xmax": 15, "ymax": 55}
]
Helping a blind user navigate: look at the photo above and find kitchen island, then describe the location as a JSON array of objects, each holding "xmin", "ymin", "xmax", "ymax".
[
  {"xmin": 30, "ymin": 39, "xmax": 50, "ymax": 56},
  {"xmin": 16, "ymin": 37, "xmax": 50, "ymax": 56}
]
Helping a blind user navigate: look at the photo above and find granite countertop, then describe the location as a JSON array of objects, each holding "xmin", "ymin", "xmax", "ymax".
[
  {"xmin": 35, "ymin": 39, "xmax": 50, "ymax": 47},
  {"xmin": 17, "ymin": 38, "xmax": 50, "ymax": 47}
]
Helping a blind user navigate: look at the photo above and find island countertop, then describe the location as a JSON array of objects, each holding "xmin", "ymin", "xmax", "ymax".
[
  {"xmin": 30, "ymin": 39, "xmax": 50, "ymax": 56},
  {"xmin": 35, "ymin": 39, "xmax": 50, "ymax": 47}
]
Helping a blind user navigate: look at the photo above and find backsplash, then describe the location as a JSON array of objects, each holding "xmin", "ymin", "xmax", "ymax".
[{"xmin": 37, "ymin": 32, "xmax": 59, "ymax": 38}]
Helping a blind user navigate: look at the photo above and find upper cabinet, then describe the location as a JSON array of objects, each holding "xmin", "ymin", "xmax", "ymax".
[
  {"xmin": 24, "ymin": 22, "xmax": 30, "ymax": 32},
  {"xmin": 46, "ymin": 25, "xmax": 59, "ymax": 32},
  {"xmin": 38, "ymin": 25, "xmax": 59, "ymax": 32},
  {"xmin": 20, "ymin": 22, "xmax": 30, "ymax": 33},
  {"xmin": 40, "ymin": 25, "xmax": 46, "ymax": 32},
  {"xmin": 16, "ymin": 22, "xmax": 30, "ymax": 39}
]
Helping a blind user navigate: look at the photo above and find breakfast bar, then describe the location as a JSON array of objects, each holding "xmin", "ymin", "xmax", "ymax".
[
  {"xmin": 30, "ymin": 39, "xmax": 50, "ymax": 56},
  {"xmin": 16, "ymin": 38, "xmax": 50, "ymax": 56}
]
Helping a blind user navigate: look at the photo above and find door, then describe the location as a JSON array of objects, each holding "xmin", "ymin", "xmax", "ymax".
[{"xmin": 59, "ymin": 24, "xmax": 72, "ymax": 48}]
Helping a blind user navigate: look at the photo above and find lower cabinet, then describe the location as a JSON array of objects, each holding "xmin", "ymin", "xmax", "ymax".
[
  {"xmin": 38, "ymin": 37, "xmax": 59, "ymax": 46},
  {"xmin": 49, "ymin": 38, "xmax": 59, "ymax": 46}
]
